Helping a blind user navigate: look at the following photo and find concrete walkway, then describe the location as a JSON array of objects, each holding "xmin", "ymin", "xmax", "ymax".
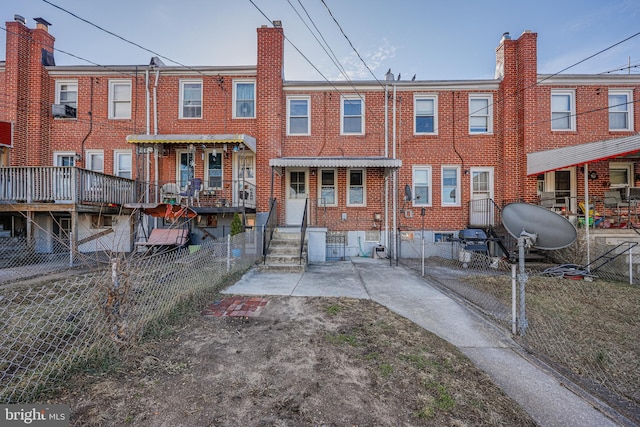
[{"xmin": 224, "ymin": 257, "xmax": 626, "ymax": 427}]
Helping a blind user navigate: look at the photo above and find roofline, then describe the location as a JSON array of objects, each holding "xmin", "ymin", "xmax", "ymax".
[
  {"xmin": 46, "ymin": 65, "xmax": 256, "ymax": 77},
  {"xmin": 284, "ymin": 79, "xmax": 500, "ymax": 92},
  {"xmin": 537, "ymin": 73, "xmax": 640, "ymax": 86}
]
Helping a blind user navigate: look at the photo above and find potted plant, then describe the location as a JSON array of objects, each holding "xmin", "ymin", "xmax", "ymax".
[{"xmin": 230, "ymin": 213, "xmax": 243, "ymax": 257}]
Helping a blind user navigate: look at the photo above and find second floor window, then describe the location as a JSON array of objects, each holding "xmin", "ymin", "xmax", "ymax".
[
  {"xmin": 415, "ymin": 96, "xmax": 436, "ymax": 134},
  {"xmin": 287, "ymin": 97, "xmax": 310, "ymax": 135},
  {"xmin": 551, "ymin": 90, "xmax": 575, "ymax": 131},
  {"xmin": 609, "ymin": 90, "xmax": 633, "ymax": 131},
  {"xmin": 109, "ymin": 80, "xmax": 132, "ymax": 119},
  {"xmin": 55, "ymin": 80, "xmax": 78, "ymax": 118},
  {"xmin": 234, "ymin": 81, "xmax": 255, "ymax": 118},
  {"xmin": 342, "ymin": 96, "xmax": 364, "ymax": 134},
  {"xmin": 469, "ymin": 95, "xmax": 492, "ymax": 134},
  {"xmin": 114, "ymin": 151, "xmax": 132, "ymax": 179},
  {"xmin": 180, "ymin": 80, "xmax": 202, "ymax": 119}
]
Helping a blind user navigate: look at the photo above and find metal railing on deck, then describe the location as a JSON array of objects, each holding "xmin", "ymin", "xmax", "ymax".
[
  {"xmin": 300, "ymin": 198, "xmax": 308, "ymax": 265},
  {"xmin": 0, "ymin": 167, "xmax": 137, "ymax": 206},
  {"xmin": 263, "ymin": 198, "xmax": 277, "ymax": 263},
  {"xmin": 149, "ymin": 179, "xmax": 257, "ymax": 209}
]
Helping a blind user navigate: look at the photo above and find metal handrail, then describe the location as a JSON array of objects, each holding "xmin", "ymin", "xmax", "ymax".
[
  {"xmin": 299, "ymin": 198, "xmax": 308, "ymax": 265},
  {"xmin": 262, "ymin": 198, "xmax": 277, "ymax": 264}
]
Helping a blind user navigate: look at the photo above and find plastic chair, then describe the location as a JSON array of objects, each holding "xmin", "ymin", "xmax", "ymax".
[
  {"xmin": 161, "ymin": 183, "xmax": 180, "ymax": 204},
  {"xmin": 180, "ymin": 178, "xmax": 201, "ymax": 206},
  {"xmin": 603, "ymin": 190, "xmax": 629, "ymax": 223}
]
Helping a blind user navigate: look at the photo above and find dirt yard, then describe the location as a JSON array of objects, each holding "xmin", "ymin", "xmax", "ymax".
[{"xmin": 52, "ymin": 296, "xmax": 536, "ymax": 426}]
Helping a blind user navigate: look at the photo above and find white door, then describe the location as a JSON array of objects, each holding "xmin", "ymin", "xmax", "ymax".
[
  {"xmin": 286, "ymin": 169, "xmax": 308, "ymax": 225},
  {"xmin": 53, "ymin": 153, "xmax": 75, "ymax": 201},
  {"xmin": 235, "ymin": 153, "xmax": 255, "ymax": 207},
  {"xmin": 470, "ymin": 168, "xmax": 494, "ymax": 226}
]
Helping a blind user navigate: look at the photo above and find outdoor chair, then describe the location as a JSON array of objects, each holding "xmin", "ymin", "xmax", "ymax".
[
  {"xmin": 179, "ymin": 178, "xmax": 201, "ymax": 206},
  {"xmin": 603, "ymin": 190, "xmax": 630, "ymax": 224},
  {"xmin": 539, "ymin": 191, "xmax": 566, "ymax": 212},
  {"xmin": 161, "ymin": 183, "xmax": 180, "ymax": 204}
]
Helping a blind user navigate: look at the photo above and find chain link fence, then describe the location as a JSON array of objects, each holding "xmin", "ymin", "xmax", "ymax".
[
  {"xmin": 399, "ymin": 229, "xmax": 640, "ymax": 424},
  {"xmin": 0, "ymin": 229, "xmax": 259, "ymax": 403}
]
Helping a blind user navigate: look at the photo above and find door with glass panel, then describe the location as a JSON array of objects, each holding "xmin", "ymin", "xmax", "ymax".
[
  {"xmin": 53, "ymin": 153, "xmax": 75, "ymax": 201},
  {"xmin": 469, "ymin": 168, "xmax": 494, "ymax": 226},
  {"xmin": 286, "ymin": 169, "xmax": 308, "ymax": 225}
]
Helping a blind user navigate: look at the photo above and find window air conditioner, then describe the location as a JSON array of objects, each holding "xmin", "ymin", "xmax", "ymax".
[{"xmin": 52, "ymin": 104, "xmax": 77, "ymax": 118}]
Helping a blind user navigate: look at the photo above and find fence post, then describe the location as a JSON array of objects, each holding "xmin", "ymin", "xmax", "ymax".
[
  {"xmin": 227, "ymin": 233, "xmax": 231, "ymax": 272},
  {"xmin": 629, "ymin": 242, "xmax": 633, "ymax": 285},
  {"xmin": 517, "ymin": 237, "xmax": 529, "ymax": 336},
  {"xmin": 511, "ymin": 264, "xmax": 517, "ymax": 335}
]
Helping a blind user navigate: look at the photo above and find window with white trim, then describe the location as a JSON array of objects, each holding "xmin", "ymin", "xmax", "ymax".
[
  {"xmin": 234, "ymin": 80, "xmax": 255, "ymax": 118},
  {"xmin": 55, "ymin": 80, "xmax": 78, "ymax": 118},
  {"xmin": 108, "ymin": 80, "xmax": 132, "ymax": 119},
  {"xmin": 441, "ymin": 166, "xmax": 460, "ymax": 206},
  {"xmin": 551, "ymin": 90, "xmax": 575, "ymax": 131},
  {"xmin": 609, "ymin": 90, "xmax": 633, "ymax": 131},
  {"xmin": 287, "ymin": 96, "xmax": 310, "ymax": 135},
  {"xmin": 206, "ymin": 150, "xmax": 223, "ymax": 188},
  {"xmin": 341, "ymin": 95, "xmax": 364, "ymax": 135},
  {"xmin": 319, "ymin": 169, "xmax": 337, "ymax": 206},
  {"xmin": 114, "ymin": 150, "xmax": 132, "ymax": 179},
  {"xmin": 469, "ymin": 95, "xmax": 492, "ymax": 134},
  {"xmin": 414, "ymin": 95, "xmax": 437, "ymax": 134},
  {"xmin": 609, "ymin": 162, "xmax": 633, "ymax": 188},
  {"xmin": 180, "ymin": 80, "xmax": 202, "ymax": 119},
  {"xmin": 413, "ymin": 166, "xmax": 431, "ymax": 206},
  {"xmin": 86, "ymin": 150, "xmax": 104, "ymax": 173},
  {"xmin": 347, "ymin": 169, "xmax": 366, "ymax": 205}
]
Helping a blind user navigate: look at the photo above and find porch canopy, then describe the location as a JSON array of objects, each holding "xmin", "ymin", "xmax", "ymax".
[
  {"xmin": 527, "ymin": 133, "xmax": 640, "ymax": 175},
  {"xmin": 269, "ymin": 156, "xmax": 402, "ymax": 173},
  {"xmin": 126, "ymin": 134, "xmax": 256, "ymax": 153}
]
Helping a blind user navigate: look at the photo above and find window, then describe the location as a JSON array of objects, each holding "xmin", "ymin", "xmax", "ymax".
[
  {"xmin": 609, "ymin": 162, "xmax": 633, "ymax": 188},
  {"xmin": 234, "ymin": 80, "xmax": 255, "ymax": 118},
  {"xmin": 413, "ymin": 166, "xmax": 431, "ymax": 206},
  {"xmin": 319, "ymin": 169, "xmax": 337, "ymax": 206},
  {"xmin": 609, "ymin": 90, "xmax": 633, "ymax": 131},
  {"xmin": 287, "ymin": 96, "xmax": 310, "ymax": 135},
  {"xmin": 414, "ymin": 95, "xmax": 437, "ymax": 134},
  {"xmin": 55, "ymin": 80, "xmax": 78, "ymax": 118},
  {"xmin": 441, "ymin": 166, "xmax": 460, "ymax": 206},
  {"xmin": 551, "ymin": 90, "xmax": 575, "ymax": 130},
  {"xmin": 341, "ymin": 96, "xmax": 364, "ymax": 134},
  {"xmin": 114, "ymin": 150, "xmax": 132, "ymax": 179},
  {"xmin": 434, "ymin": 232, "xmax": 454, "ymax": 243},
  {"xmin": 206, "ymin": 150, "xmax": 223, "ymax": 188},
  {"xmin": 86, "ymin": 150, "xmax": 104, "ymax": 173},
  {"xmin": 469, "ymin": 95, "xmax": 492, "ymax": 133},
  {"xmin": 180, "ymin": 80, "xmax": 202, "ymax": 119},
  {"xmin": 347, "ymin": 169, "xmax": 365, "ymax": 205},
  {"xmin": 108, "ymin": 80, "xmax": 132, "ymax": 119}
]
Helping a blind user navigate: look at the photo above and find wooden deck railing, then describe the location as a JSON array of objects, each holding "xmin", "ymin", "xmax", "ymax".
[{"xmin": 0, "ymin": 167, "xmax": 137, "ymax": 206}]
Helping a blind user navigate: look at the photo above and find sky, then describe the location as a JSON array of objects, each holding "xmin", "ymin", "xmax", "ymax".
[{"xmin": 2, "ymin": 0, "xmax": 640, "ymax": 82}]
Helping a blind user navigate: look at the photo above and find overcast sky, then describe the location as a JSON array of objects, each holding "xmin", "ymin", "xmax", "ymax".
[{"xmin": 2, "ymin": 0, "xmax": 640, "ymax": 81}]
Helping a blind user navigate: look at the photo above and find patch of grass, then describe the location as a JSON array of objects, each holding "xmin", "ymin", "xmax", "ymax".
[
  {"xmin": 326, "ymin": 304, "xmax": 342, "ymax": 316},
  {"xmin": 325, "ymin": 333, "xmax": 359, "ymax": 347},
  {"xmin": 364, "ymin": 352, "xmax": 379, "ymax": 360},
  {"xmin": 416, "ymin": 381, "xmax": 456, "ymax": 419},
  {"xmin": 400, "ymin": 353, "xmax": 437, "ymax": 370},
  {"xmin": 379, "ymin": 363, "xmax": 393, "ymax": 377}
]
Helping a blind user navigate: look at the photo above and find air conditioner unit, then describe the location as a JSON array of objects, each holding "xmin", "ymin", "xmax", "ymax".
[{"xmin": 51, "ymin": 104, "xmax": 77, "ymax": 118}]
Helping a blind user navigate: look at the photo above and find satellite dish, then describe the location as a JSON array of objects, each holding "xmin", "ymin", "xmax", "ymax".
[
  {"xmin": 502, "ymin": 203, "xmax": 577, "ymax": 250},
  {"xmin": 404, "ymin": 184, "xmax": 412, "ymax": 201}
]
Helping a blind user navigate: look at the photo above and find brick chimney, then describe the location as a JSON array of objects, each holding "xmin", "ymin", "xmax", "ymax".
[{"xmin": 4, "ymin": 16, "xmax": 55, "ymax": 166}]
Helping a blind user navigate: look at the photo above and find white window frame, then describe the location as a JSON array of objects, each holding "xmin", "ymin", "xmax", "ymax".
[
  {"xmin": 233, "ymin": 79, "xmax": 256, "ymax": 119},
  {"xmin": 341, "ymin": 95, "xmax": 365, "ymax": 135},
  {"xmin": 108, "ymin": 80, "xmax": 132, "ymax": 119},
  {"xmin": 441, "ymin": 165, "xmax": 461, "ymax": 206},
  {"xmin": 55, "ymin": 80, "xmax": 78, "ymax": 118},
  {"xmin": 469, "ymin": 94, "xmax": 493, "ymax": 134},
  {"xmin": 347, "ymin": 168, "xmax": 366, "ymax": 206},
  {"xmin": 287, "ymin": 96, "xmax": 311, "ymax": 135},
  {"xmin": 204, "ymin": 149, "xmax": 223, "ymax": 189},
  {"xmin": 318, "ymin": 168, "xmax": 337, "ymax": 207},
  {"xmin": 412, "ymin": 166, "xmax": 432, "ymax": 207},
  {"xmin": 551, "ymin": 90, "xmax": 576, "ymax": 131},
  {"xmin": 609, "ymin": 162, "xmax": 634, "ymax": 189},
  {"xmin": 114, "ymin": 150, "xmax": 132, "ymax": 179},
  {"xmin": 179, "ymin": 79, "xmax": 202, "ymax": 119},
  {"xmin": 608, "ymin": 89, "xmax": 633, "ymax": 131},
  {"xmin": 414, "ymin": 94, "xmax": 438, "ymax": 135},
  {"xmin": 85, "ymin": 150, "xmax": 104, "ymax": 173}
]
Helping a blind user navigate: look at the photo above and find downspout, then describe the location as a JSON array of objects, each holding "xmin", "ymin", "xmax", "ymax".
[
  {"xmin": 79, "ymin": 77, "xmax": 95, "ymax": 168},
  {"xmin": 392, "ymin": 84, "xmax": 398, "ymax": 263},
  {"xmin": 384, "ymin": 84, "xmax": 389, "ymax": 249},
  {"xmin": 145, "ymin": 69, "xmax": 150, "ymax": 205},
  {"xmin": 153, "ymin": 67, "xmax": 160, "ymax": 206}
]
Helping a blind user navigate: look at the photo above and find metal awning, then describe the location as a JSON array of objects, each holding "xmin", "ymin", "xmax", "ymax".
[
  {"xmin": 527, "ymin": 133, "xmax": 640, "ymax": 175},
  {"xmin": 126, "ymin": 134, "xmax": 256, "ymax": 153},
  {"xmin": 269, "ymin": 157, "xmax": 402, "ymax": 168}
]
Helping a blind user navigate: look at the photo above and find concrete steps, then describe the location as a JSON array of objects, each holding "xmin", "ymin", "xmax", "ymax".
[{"xmin": 257, "ymin": 228, "xmax": 308, "ymax": 273}]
